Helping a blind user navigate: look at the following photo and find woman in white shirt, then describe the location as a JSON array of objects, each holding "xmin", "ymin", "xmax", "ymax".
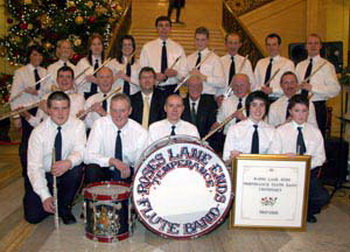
[{"xmin": 76, "ymin": 33, "xmax": 106, "ymax": 99}]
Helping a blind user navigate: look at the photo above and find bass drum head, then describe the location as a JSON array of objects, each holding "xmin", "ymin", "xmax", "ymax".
[{"xmin": 133, "ymin": 135, "xmax": 233, "ymax": 239}]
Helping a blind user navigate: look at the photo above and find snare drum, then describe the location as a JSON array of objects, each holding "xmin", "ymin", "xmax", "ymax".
[
  {"xmin": 133, "ymin": 135, "xmax": 233, "ymax": 239},
  {"xmin": 84, "ymin": 181, "xmax": 131, "ymax": 242}
]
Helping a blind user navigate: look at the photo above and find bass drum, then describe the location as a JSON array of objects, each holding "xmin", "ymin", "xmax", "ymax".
[{"xmin": 133, "ymin": 135, "xmax": 233, "ymax": 239}]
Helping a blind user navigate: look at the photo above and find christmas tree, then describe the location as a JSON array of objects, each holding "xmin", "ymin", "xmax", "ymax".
[
  {"xmin": 0, "ymin": 0, "xmax": 125, "ymax": 67},
  {"xmin": 0, "ymin": 0, "xmax": 126, "ymax": 103}
]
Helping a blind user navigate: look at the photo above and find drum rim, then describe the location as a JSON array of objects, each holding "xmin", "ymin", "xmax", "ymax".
[
  {"xmin": 84, "ymin": 181, "xmax": 130, "ymax": 200},
  {"xmin": 132, "ymin": 139, "xmax": 233, "ymax": 239},
  {"xmin": 85, "ymin": 231, "xmax": 129, "ymax": 242}
]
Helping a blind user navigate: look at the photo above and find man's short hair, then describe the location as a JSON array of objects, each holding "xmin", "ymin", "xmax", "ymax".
[
  {"xmin": 47, "ymin": 91, "xmax": 70, "ymax": 108},
  {"xmin": 155, "ymin": 16, "xmax": 171, "ymax": 27},
  {"xmin": 265, "ymin": 33, "xmax": 282, "ymax": 45},
  {"xmin": 165, "ymin": 94, "xmax": 183, "ymax": 106},
  {"xmin": 308, "ymin": 33, "xmax": 322, "ymax": 43},
  {"xmin": 57, "ymin": 66, "xmax": 75, "ymax": 79},
  {"xmin": 96, "ymin": 67, "xmax": 113, "ymax": 77},
  {"xmin": 111, "ymin": 93, "xmax": 131, "ymax": 108},
  {"xmin": 224, "ymin": 32, "xmax": 241, "ymax": 42},
  {"xmin": 245, "ymin": 90, "xmax": 269, "ymax": 118},
  {"xmin": 139, "ymin": 66, "xmax": 156, "ymax": 79},
  {"xmin": 280, "ymin": 71, "xmax": 297, "ymax": 84},
  {"xmin": 195, "ymin": 26, "xmax": 210, "ymax": 39},
  {"xmin": 287, "ymin": 94, "xmax": 309, "ymax": 111}
]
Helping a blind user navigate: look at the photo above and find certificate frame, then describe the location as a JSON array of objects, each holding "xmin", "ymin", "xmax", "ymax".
[{"xmin": 230, "ymin": 154, "xmax": 311, "ymax": 231}]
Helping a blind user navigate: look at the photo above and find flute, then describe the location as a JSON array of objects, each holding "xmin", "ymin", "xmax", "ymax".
[
  {"xmin": 78, "ymin": 86, "xmax": 121, "ymax": 119},
  {"xmin": 264, "ymin": 68, "xmax": 280, "ymax": 87},
  {"xmin": 174, "ymin": 50, "xmax": 215, "ymax": 92},
  {"xmin": 303, "ymin": 61, "xmax": 327, "ymax": 83},
  {"xmin": 223, "ymin": 55, "xmax": 249, "ymax": 98},
  {"xmin": 52, "ymin": 148, "xmax": 59, "ymax": 229},
  {"xmin": 169, "ymin": 56, "xmax": 181, "ymax": 69},
  {"xmin": 0, "ymin": 100, "xmax": 43, "ymax": 121},
  {"xmin": 202, "ymin": 107, "xmax": 245, "ymax": 141},
  {"xmin": 75, "ymin": 57, "xmax": 113, "ymax": 89},
  {"xmin": 8, "ymin": 73, "xmax": 52, "ymax": 103}
]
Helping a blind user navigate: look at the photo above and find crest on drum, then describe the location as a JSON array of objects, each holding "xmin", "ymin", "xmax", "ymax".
[{"xmin": 133, "ymin": 135, "xmax": 233, "ymax": 239}]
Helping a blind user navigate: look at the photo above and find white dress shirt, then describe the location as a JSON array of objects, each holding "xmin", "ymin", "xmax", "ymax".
[
  {"xmin": 47, "ymin": 59, "xmax": 76, "ymax": 88},
  {"xmin": 223, "ymin": 118, "xmax": 276, "ymax": 161},
  {"xmin": 84, "ymin": 92, "xmax": 112, "ymax": 129},
  {"xmin": 217, "ymin": 95, "xmax": 247, "ymax": 134},
  {"xmin": 27, "ymin": 116, "xmax": 86, "ymax": 202},
  {"xmin": 75, "ymin": 56, "xmax": 103, "ymax": 94},
  {"xmin": 139, "ymin": 38, "xmax": 187, "ymax": 86},
  {"xmin": 295, "ymin": 55, "xmax": 340, "ymax": 101},
  {"xmin": 10, "ymin": 64, "xmax": 49, "ymax": 110},
  {"xmin": 187, "ymin": 48, "xmax": 225, "ymax": 96},
  {"xmin": 84, "ymin": 116, "xmax": 148, "ymax": 168},
  {"xmin": 270, "ymin": 121, "xmax": 325, "ymax": 169},
  {"xmin": 220, "ymin": 54, "xmax": 256, "ymax": 92},
  {"xmin": 268, "ymin": 95, "xmax": 318, "ymax": 128},
  {"xmin": 107, "ymin": 57, "xmax": 141, "ymax": 95},
  {"xmin": 254, "ymin": 55, "xmax": 295, "ymax": 98},
  {"xmin": 27, "ymin": 91, "xmax": 85, "ymax": 127},
  {"xmin": 148, "ymin": 119, "xmax": 200, "ymax": 145}
]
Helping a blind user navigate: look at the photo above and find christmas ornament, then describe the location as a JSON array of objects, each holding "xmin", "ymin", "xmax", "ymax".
[{"xmin": 75, "ymin": 16, "xmax": 84, "ymax": 25}]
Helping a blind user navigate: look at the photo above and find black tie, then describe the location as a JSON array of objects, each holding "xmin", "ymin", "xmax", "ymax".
[
  {"xmin": 296, "ymin": 127, "xmax": 307, "ymax": 155},
  {"xmin": 63, "ymin": 62, "xmax": 67, "ymax": 67},
  {"xmin": 301, "ymin": 58, "xmax": 313, "ymax": 97},
  {"xmin": 251, "ymin": 125, "xmax": 259, "ymax": 154},
  {"xmin": 123, "ymin": 62, "xmax": 131, "ymax": 95},
  {"xmin": 236, "ymin": 98, "xmax": 242, "ymax": 123},
  {"xmin": 115, "ymin": 130, "xmax": 123, "ymax": 161},
  {"xmin": 34, "ymin": 69, "xmax": 41, "ymax": 90},
  {"xmin": 228, "ymin": 56, "xmax": 235, "ymax": 85},
  {"xmin": 91, "ymin": 59, "xmax": 99, "ymax": 94},
  {"xmin": 286, "ymin": 107, "xmax": 290, "ymax": 120},
  {"xmin": 54, "ymin": 126, "xmax": 62, "ymax": 161},
  {"xmin": 195, "ymin": 52, "xmax": 201, "ymax": 70},
  {"xmin": 102, "ymin": 94, "xmax": 107, "ymax": 111},
  {"xmin": 161, "ymin": 41, "xmax": 168, "ymax": 74},
  {"xmin": 191, "ymin": 102, "xmax": 197, "ymax": 124},
  {"xmin": 264, "ymin": 58, "xmax": 273, "ymax": 86},
  {"xmin": 171, "ymin": 125, "xmax": 176, "ymax": 136}
]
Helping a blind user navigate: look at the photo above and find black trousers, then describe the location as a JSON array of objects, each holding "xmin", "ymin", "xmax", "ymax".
[
  {"xmin": 308, "ymin": 167, "xmax": 330, "ymax": 217},
  {"xmin": 85, "ymin": 164, "xmax": 134, "ymax": 185},
  {"xmin": 23, "ymin": 165, "xmax": 83, "ymax": 224},
  {"xmin": 313, "ymin": 101, "xmax": 327, "ymax": 137}
]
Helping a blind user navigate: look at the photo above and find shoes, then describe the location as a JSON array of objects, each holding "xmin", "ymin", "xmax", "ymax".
[
  {"xmin": 307, "ymin": 215, "xmax": 317, "ymax": 223},
  {"xmin": 61, "ymin": 213, "xmax": 77, "ymax": 225},
  {"xmin": 175, "ymin": 20, "xmax": 185, "ymax": 24}
]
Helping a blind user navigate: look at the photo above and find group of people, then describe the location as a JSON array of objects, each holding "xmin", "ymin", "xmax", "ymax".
[{"xmin": 7, "ymin": 15, "xmax": 339, "ymax": 226}]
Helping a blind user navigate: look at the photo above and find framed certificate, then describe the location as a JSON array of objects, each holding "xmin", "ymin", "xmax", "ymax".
[{"xmin": 230, "ymin": 154, "xmax": 311, "ymax": 231}]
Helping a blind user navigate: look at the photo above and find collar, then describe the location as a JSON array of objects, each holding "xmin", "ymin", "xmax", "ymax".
[
  {"xmin": 48, "ymin": 117, "xmax": 70, "ymax": 130},
  {"xmin": 292, "ymin": 120, "xmax": 306, "ymax": 129},
  {"xmin": 198, "ymin": 47, "xmax": 210, "ymax": 55},
  {"xmin": 107, "ymin": 115, "xmax": 129, "ymax": 131},
  {"xmin": 269, "ymin": 55, "xmax": 280, "ymax": 62},
  {"xmin": 28, "ymin": 64, "xmax": 38, "ymax": 71},
  {"xmin": 308, "ymin": 54, "xmax": 321, "ymax": 63},
  {"xmin": 166, "ymin": 119, "xmax": 181, "ymax": 127},
  {"xmin": 142, "ymin": 91, "xmax": 153, "ymax": 100}
]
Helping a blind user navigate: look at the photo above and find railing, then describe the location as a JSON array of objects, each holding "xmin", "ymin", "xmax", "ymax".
[
  {"xmin": 225, "ymin": 0, "xmax": 274, "ymax": 16},
  {"xmin": 106, "ymin": 0, "xmax": 132, "ymax": 58},
  {"xmin": 222, "ymin": 0, "xmax": 265, "ymax": 67}
]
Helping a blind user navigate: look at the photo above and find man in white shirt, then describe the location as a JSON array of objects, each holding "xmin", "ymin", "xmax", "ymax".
[
  {"xmin": 139, "ymin": 16, "xmax": 187, "ymax": 96},
  {"xmin": 25, "ymin": 91, "xmax": 86, "ymax": 225},
  {"xmin": 296, "ymin": 33, "xmax": 340, "ymax": 136},
  {"xmin": 223, "ymin": 91, "xmax": 276, "ymax": 163},
  {"xmin": 254, "ymin": 33, "xmax": 295, "ymax": 101},
  {"xmin": 84, "ymin": 67, "xmax": 115, "ymax": 129},
  {"xmin": 187, "ymin": 26, "xmax": 225, "ymax": 101},
  {"xmin": 220, "ymin": 33, "xmax": 256, "ymax": 99},
  {"xmin": 84, "ymin": 93, "xmax": 148, "ymax": 184},
  {"xmin": 21, "ymin": 66, "xmax": 85, "ymax": 127},
  {"xmin": 215, "ymin": 73, "xmax": 250, "ymax": 135},
  {"xmin": 268, "ymin": 71, "xmax": 317, "ymax": 128},
  {"xmin": 270, "ymin": 94, "xmax": 329, "ymax": 223},
  {"xmin": 148, "ymin": 94, "xmax": 200, "ymax": 145},
  {"xmin": 47, "ymin": 40, "xmax": 76, "ymax": 88}
]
